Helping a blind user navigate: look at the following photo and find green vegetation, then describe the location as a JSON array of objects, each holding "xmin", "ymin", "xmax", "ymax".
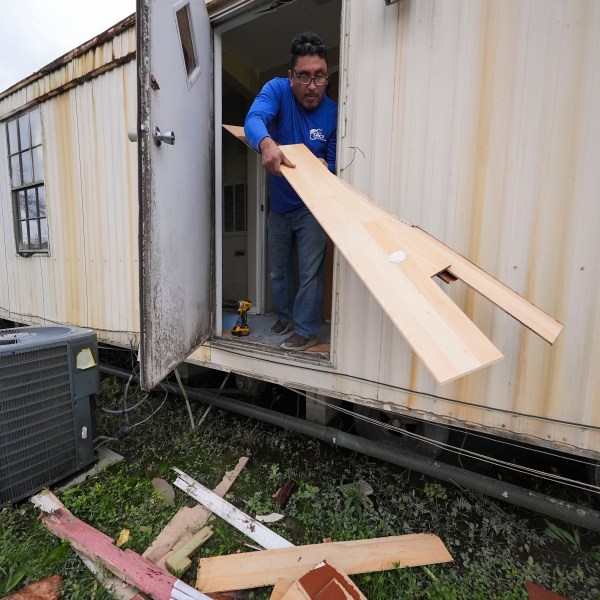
[{"xmin": 1, "ymin": 376, "xmax": 599, "ymax": 599}]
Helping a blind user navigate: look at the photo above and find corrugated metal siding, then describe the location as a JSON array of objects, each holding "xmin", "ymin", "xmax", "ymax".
[
  {"xmin": 0, "ymin": 26, "xmax": 138, "ymax": 347},
  {"xmin": 336, "ymin": 0, "xmax": 600, "ymax": 451}
]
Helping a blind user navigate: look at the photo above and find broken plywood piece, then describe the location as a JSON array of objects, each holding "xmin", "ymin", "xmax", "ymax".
[
  {"xmin": 34, "ymin": 492, "xmax": 211, "ymax": 600},
  {"xmin": 173, "ymin": 468, "xmax": 294, "ymax": 550},
  {"xmin": 196, "ymin": 533, "xmax": 452, "ymax": 593},
  {"xmin": 143, "ymin": 457, "xmax": 248, "ymax": 567},
  {"xmin": 223, "ymin": 126, "xmax": 563, "ymax": 383},
  {"xmin": 291, "ymin": 560, "xmax": 367, "ymax": 600}
]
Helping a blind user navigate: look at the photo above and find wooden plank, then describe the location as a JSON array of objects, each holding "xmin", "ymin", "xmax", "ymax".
[
  {"xmin": 32, "ymin": 492, "xmax": 142, "ymax": 600},
  {"xmin": 34, "ymin": 492, "xmax": 210, "ymax": 600},
  {"xmin": 279, "ymin": 144, "xmax": 503, "ymax": 384},
  {"xmin": 271, "ymin": 578, "xmax": 296, "ymax": 600},
  {"xmin": 166, "ymin": 526, "xmax": 213, "ymax": 576},
  {"xmin": 144, "ymin": 457, "xmax": 248, "ymax": 567},
  {"xmin": 223, "ymin": 126, "xmax": 564, "ymax": 382},
  {"xmin": 196, "ymin": 534, "xmax": 452, "ymax": 593},
  {"xmin": 173, "ymin": 468, "xmax": 294, "ymax": 550}
]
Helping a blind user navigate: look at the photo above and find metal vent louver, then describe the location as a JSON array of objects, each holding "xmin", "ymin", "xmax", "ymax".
[{"xmin": 0, "ymin": 325, "xmax": 98, "ymax": 506}]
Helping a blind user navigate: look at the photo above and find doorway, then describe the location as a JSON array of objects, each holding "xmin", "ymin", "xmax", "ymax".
[{"xmin": 216, "ymin": 0, "xmax": 342, "ymax": 358}]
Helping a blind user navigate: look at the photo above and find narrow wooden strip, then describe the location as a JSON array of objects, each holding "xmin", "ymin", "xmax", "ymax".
[
  {"xmin": 411, "ymin": 228, "xmax": 564, "ymax": 343},
  {"xmin": 173, "ymin": 469, "xmax": 294, "ymax": 550},
  {"xmin": 196, "ymin": 534, "xmax": 452, "ymax": 593}
]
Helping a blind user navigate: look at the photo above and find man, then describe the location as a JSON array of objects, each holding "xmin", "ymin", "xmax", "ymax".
[{"xmin": 244, "ymin": 32, "xmax": 337, "ymax": 351}]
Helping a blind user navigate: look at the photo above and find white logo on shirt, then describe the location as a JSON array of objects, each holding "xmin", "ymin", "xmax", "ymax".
[{"xmin": 309, "ymin": 128, "xmax": 325, "ymax": 141}]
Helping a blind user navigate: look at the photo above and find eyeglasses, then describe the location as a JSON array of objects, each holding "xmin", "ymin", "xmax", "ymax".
[{"xmin": 293, "ymin": 69, "xmax": 328, "ymax": 86}]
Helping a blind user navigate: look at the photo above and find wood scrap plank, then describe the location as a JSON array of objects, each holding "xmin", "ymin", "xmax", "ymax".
[
  {"xmin": 271, "ymin": 577, "xmax": 296, "ymax": 600},
  {"xmin": 223, "ymin": 125, "xmax": 563, "ymax": 382},
  {"xmin": 173, "ymin": 468, "xmax": 294, "ymax": 550},
  {"xmin": 34, "ymin": 492, "xmax": 211, "ymax": 600},
  {"xmin": 196, "ymin": 534, "xmax": 452, "ymax": 593},
  {"xmin": 32, "ymin": 492, "xmax": 142, "ymax": 600},
  {"xmin": 144, "ymin": 457, "xmax": 248, "ymax": 567},
  {"xmin": 166, "ymin": 526, "xmax": 213, "ymax": 576}
]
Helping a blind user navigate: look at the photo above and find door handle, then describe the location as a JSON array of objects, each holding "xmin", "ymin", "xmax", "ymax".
[{"xmin": 153, "ymin": 126, "xmax": 175, "ymax": 147}]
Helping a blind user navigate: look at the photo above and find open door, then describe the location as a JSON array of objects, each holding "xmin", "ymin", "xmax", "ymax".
[{"xmin": 137, "ymin": 0, "xmax": 213, "ymax": 389}]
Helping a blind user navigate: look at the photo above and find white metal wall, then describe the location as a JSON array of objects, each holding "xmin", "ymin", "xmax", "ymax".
[
  {"xmin": 0, "ymin": 25, "xmax": 139, "ymax": 347},
  {"xmin": 334, "ymin": 0, "xmax": 600, "ymax": 450}
]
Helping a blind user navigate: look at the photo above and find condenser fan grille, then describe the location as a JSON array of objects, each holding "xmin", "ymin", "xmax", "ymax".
[{"xmin": 0, "ymin": 344, "xmax": 77, "ymax": 506}]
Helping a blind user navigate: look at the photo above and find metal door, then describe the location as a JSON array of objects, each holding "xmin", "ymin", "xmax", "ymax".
[{"xmin": 137, "ymin": 0, "xmax": 213, "ymax": 389}]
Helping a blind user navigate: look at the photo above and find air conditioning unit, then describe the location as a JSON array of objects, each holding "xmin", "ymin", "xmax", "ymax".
[{"xmin": 0, "ymin": 325, "xmax": 98, "ymax": 507}]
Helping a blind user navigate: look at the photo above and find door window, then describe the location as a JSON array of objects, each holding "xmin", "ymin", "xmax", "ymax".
[{"xmin": 176, "ymin": 3, "xmax": 197, "ymax": 77}]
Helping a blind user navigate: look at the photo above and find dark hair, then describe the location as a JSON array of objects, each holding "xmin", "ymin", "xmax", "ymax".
[{"xmin": 290, "ymin": 32, "xmax": 328, "ymax": 69}]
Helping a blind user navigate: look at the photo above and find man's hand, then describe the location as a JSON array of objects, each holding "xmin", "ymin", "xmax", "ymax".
[{"xmin": 259, "ymin": 137, "xmax": 295, "ymax": 176}]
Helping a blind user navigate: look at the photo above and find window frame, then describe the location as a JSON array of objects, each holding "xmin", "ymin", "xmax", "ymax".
[{"xmin": 6, "ymin": 106, "xmax": 48, "ymax": 256}]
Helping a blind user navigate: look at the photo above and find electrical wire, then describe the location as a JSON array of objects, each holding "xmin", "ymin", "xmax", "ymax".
[
  {"xmin": 130, "ymin": 386, "xmax": 169, "ymax": 431},
  {"xmin": 99, "ymin": 393, "xmax": 149, "ymax": 415},
  {"xmin": 297, "ymin": 389, "xmax": 600, "ymax": 496}
]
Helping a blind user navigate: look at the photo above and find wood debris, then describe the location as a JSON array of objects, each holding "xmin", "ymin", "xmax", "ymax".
[
  {"xmin": 3, "ymin": 575, "xmax": 62, "ymax": 600},
  {"xmin": 143, "ymin": 457, "xmax": 248, "ymax": 569},
  {"xmin": 278, "ymin": 560, "xmax": 367, "ymax": 600},
  {"xmin": 33, "ymin": 491, "xmax": 212, "ymax": 600},
  {"xmin": 196, "ymin": 534, "xmax": 452, "ymax": 593},
  {"xmin": 172, "ymin": 468, "xmax": 293, "ymax": 550},
  {"xmin": 272, "ymin": 479, "xmax": 296, "ymax": 508}
]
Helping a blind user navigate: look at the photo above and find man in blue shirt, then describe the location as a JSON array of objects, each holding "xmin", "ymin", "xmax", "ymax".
[{"xmin": 244, "ymin": 32, "xmax": 337, "ymax": 351}]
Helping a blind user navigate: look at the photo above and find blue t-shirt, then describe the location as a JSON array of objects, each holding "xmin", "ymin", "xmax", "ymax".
[{"xmin": 244, "ymin": 77, "xmax": 337, "ymax": 214}]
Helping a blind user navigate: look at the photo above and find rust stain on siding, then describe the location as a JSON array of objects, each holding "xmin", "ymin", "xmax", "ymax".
[{"xmin": 53, "ymin": 93, "xmax": 83, "ymax": 326}]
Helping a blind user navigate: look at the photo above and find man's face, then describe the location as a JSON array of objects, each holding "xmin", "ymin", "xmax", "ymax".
[{"xmin": 289, "ymin": 55, "xmax": 328, "ymax": 110}]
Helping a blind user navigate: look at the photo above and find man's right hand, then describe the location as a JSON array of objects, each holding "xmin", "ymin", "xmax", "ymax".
[{"xmin": 259, "ymin": 137, "xmax": 295, "ymax": 176}]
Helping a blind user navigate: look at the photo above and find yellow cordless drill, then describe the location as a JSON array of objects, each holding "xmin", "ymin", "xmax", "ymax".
[{"xmin": 231, "ymin": 300, "xmax": 252, "ymax": 337}]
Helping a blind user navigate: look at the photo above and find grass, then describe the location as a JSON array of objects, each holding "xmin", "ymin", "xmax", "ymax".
[{"xmin": 1, "ymin": 374, "xmax": 599, "ymax": 599}]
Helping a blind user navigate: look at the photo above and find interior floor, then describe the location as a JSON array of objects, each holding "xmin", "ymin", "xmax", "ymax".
[{"xmin": 220, "ymin": 314, "xmax": 330, "ymax": 360}]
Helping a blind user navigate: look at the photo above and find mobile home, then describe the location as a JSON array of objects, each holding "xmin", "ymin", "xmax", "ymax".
[{"xmin": 1, "ymin": 1, "xmax": 598, "ymax": 473}]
